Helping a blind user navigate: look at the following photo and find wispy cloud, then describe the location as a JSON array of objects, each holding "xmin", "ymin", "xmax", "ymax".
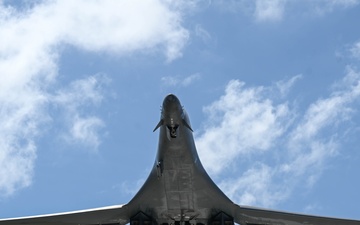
[
  {"xmin": 310, "ymin": 0, "xmax": 360, "ymax": 15},
  {"xmin": 195, "ymin": 24, "xmax": 212, "ymax": 44},
  {"xmin": 53, "ymin": 75, "xmax": 109, "ymax": 151},
  {"xmin": 196, "ymin": 67, "xmax": 360, "ymax": 207},
  {"xmin": 117, "ymin": 178, "xmax": 146, "ymax": 197},
  {"xmin": 210, "ymin": 0, "xmax": 359, "ymax": 22},
  {"xmin": 350, "ymin": 41, "xmax": 360, "ymax": 60},
  {"xmin": 161, "ymin": 73, "xmax": 201, "ymax": 87},
  {"xmin": 254, "ymin": 0, "xmax": 287, "ymax": 22},
  {"xmin": 275, "ymin": 74, "xmax": 303, "ymax": 97},
  {"xmin": 0, "ymin": 0, "xmax": 190, "ymax": 196}
]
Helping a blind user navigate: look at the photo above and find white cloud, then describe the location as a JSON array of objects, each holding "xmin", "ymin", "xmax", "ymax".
[
  {"xmin": 196, "ymin": 69, "xmax": 360, "ymax": 207},
  {"xmin": 0, "ymin": 79, "xmax": 48, "ymax": 196},
  {"xmin": 161, "ymin": 73, "xmax": 201, "ymax": 87},
  {"xmin": 254, "ymin": 0, "xmax": 287, "ymax": 22},
  {"xmin": 0, "ymin": 0, "xmax": 190, "ymax": 196},
  {"xmin": 66, "ymin": 116, "xmax": 105, "ymax": 150},
  {"xmin": 0, "ymin": 140, "xmax": 36, "ymax": 197},
  {"xmin": 219, "ymin": 164, "xmax": 289, "ymax": 207},
  {"xmin": 196, "ymin": 79, "xmax": 292, "ymax": 175},
  {"xmin": 1, "ymin": 0, "xmax": 189, "ymax": 61}
]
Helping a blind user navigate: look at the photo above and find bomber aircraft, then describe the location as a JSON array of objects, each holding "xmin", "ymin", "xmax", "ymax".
[{"xmin": 1, "ymin": 94, "xmax": 359, "ymax": 225}]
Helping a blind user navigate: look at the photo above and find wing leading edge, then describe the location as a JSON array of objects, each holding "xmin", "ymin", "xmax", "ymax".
[
  {"xmin": 0, "ymin": 204, "xmax": 129, "ymax": 225},
  {"xmin": 233, "ymin": 204, "xmax": 360, "ymax": 225}
]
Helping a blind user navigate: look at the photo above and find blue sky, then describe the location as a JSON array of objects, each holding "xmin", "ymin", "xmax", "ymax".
[{"xmin": 1, "ymin": 0, "xmax": 360, "ymax": 221}]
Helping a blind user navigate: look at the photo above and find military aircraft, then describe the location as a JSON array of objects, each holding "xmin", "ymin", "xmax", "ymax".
[{"xmin": 1, "ymin": 94, "xmax": 359, "ymax": 225}]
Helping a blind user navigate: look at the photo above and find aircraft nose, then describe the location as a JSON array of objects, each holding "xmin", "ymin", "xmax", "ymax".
[
  {"xmin": 163, "ymin": 94, "xmax": 181, "ymax": 110},
  {"xmin": 153, "ymin": 94, "xmax": 193, "ymax": 133}
]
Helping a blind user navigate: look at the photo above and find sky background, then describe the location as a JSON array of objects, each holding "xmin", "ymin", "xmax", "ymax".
[{"xmin": 1, "ymin": 0, "xmax": 360, "ymax": 222}]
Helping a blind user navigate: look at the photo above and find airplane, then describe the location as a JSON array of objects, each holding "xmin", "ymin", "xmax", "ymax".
[{"xmin": 0, "ymin": 94, "xmax": 359, "ymax": 225}]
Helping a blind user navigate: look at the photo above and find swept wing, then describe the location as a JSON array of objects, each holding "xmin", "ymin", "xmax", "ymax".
[
  {"xmin": 234, "ymin": 204, "xmax": 360, "ymax": 225},
  {"xmin": 0, "ymin": 205, "xmax": 129, "ymax": 225}
]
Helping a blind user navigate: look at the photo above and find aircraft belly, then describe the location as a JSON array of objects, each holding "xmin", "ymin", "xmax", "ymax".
[
  {"xmin": 164, "ymin": 169, "xmax": 193, "ymax": 209},
  {"xmin": 162, "ymin": 162, "xmax": 197, "ymax": 221}
]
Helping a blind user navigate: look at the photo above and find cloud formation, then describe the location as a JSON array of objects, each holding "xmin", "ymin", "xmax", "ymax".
[
  {"xmin": 0, "ymin": 0, "xmax": 189, "ymax": 196},
  {"xmin": 196, "ymin": 68, "xmax": 360, "ymax": 207},
  {"xmin": 196, "ymin": 79, "xmax": 292, "ymax": 175}
]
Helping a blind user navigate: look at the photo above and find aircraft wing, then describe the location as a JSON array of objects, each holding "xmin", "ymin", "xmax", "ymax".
[
  {"xmin": 233, "ymin": 204, "xmax": 360, "ymax": 225},
  {"xmin": 0, "ymin": 204, "xmax": 129, "ymax": 225}
]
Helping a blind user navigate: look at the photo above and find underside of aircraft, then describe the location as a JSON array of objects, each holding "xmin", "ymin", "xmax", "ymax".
[{"xmin": 0, "ymin": 94, "xmax": 359, "ymax": 225}]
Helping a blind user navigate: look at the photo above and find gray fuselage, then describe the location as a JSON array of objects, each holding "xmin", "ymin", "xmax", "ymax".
[{"xmin": 126, "ymin": 94, "xmax": 234, "ymax": 225}]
